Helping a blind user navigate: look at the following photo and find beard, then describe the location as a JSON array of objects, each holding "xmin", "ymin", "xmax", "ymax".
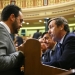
[{"xmin": 12, "ymin": 20, "xmax": 18, "ymax": 34}]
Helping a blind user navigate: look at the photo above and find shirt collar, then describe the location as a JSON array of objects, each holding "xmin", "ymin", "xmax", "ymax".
[
  {"xmin": 59, "ymin": 34, "xmax": 66, "ymax": 44},
  {"xmin": 0, "ymin": 21, "xmax": 11, "ymax": 33},
  {"xmin": 51, "ymin": 42, "xmax": 57, "ymax": 51}
]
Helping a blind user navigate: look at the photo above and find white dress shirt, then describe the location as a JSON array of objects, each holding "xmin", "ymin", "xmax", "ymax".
[{"xmin": 0, "ymin": 21, "xmax": 11, "ymax": 33}]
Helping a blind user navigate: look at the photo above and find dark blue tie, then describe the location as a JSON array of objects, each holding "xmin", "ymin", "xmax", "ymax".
[
  {"xmin": 50, "ymin": 50, "xmax": 55, "ymax": 61},
  {"xmin": 56, "ymin": 43, "xmax": 62, "ymax": 60}
]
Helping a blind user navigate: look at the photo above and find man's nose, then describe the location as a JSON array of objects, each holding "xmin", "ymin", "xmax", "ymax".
[{"xmin": 20, "ymin": 24, "xmax": 22, "ymax": 28}]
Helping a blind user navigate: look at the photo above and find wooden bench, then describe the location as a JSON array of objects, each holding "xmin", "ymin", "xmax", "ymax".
[{"xmin": 21, "ymin": 39, "xmax": 70, "ymax": 75}]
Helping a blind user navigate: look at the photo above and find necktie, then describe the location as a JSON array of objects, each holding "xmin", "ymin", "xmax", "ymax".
[
  {"xmin": 50, "ymin": 50, "xmax": 55, "ymax": 61},
  {"xmin": 56, "ymin": 43, "xmax": 62, "ymax": 60},
  {"xmin": 10, "ymin": 34, "xmax": 15, "ymax": 41},
  {"xmin": 42, "ymin": 49, "xmax": 51, "ymax": 62}
]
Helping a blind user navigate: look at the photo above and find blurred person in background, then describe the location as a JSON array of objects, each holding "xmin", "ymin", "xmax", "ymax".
[
  {"xmin": 33, "ymin": 29, "xmax": 41, "ymax": 39},
  {"xmin": 15, "ymin": 34, "xmax": 23, "ymax": 46}
]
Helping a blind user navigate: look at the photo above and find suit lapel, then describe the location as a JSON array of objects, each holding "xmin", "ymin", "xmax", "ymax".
[
  {"xmin": 59, "ymin": 32, "xmax": 69, "ymax": 55},
  {"xmin": 0, "ymin": 23, "xmax": 15, "ymax": 47}
]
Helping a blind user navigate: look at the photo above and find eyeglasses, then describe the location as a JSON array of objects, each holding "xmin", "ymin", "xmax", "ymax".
[
  {"xmin": 17, "ymin": 18, "xmax": 23, "ymax": 24},
  {"xmin": 20, "ymin": 19, "xmax": 23, "ymax": 23}
]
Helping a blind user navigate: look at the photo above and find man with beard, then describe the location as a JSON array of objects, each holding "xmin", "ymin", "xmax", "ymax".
[{"xmin": 0, "ymin": 5, "xmax": 24, "ymax": 75}]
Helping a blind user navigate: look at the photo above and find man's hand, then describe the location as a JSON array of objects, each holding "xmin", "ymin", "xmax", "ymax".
[{"xmin": 18, "ymin": 44, "xmax": 24, "ymax": 52}]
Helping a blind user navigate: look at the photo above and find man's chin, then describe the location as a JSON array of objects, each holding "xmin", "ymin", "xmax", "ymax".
[
  {"xmin": 14, "ymin": 31, "xmax": 18, "ymax": 34},
  {"xmin": 17, "ymin": 29, "xmax": 19, "ymax": 32},
  {"xmin": 47, "ymin": 46, "xmax": 49, "ymax": 49}
]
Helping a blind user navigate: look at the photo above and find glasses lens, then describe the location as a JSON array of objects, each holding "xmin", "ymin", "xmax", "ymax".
[{"xmin": 20, "ymin": 19, "xmax": 23, "ymax": 23}]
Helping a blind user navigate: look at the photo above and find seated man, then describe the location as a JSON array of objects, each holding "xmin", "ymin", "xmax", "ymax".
[
  {"xmin": 39, "ymin": 32, "xmax": 57, "ymax": 63},
  {"xmin": 43, "ymin": 17, "xmax": 75, "ymax": 70}
]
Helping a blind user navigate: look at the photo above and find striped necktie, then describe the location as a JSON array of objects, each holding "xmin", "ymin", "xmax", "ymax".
[{"xmin": 56, "ymin": 43, "xmax": 62, "ymax": 60}]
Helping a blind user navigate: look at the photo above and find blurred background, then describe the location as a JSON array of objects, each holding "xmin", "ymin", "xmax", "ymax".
[{"xmin": 0, "ymin": 0, "xmax": 75, "ymax": 39}]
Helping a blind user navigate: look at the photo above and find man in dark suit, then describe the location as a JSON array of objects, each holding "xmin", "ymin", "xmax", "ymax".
[
  {"xmin": 39, "ymin": 32, "xmax": 56, "ymax": 63},
  {"xmin": 0, "ymin": 5, "xmax": 24, "ymax": 75},
  {"xmin": 43, "ymin": 17, "xmax": 75, "ymax": 70},
  {"xmin": 33, "ymin": 29, "xmax": 41, "ymax": 39},
  {"xmin": 15, "ymin": 34, "xmax": 23, "ymax": 46}
]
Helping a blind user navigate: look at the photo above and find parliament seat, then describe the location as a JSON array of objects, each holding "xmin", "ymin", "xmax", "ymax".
[{"xmin": 21, "ymin": 39, "xmax": 71, "ymax": 75}]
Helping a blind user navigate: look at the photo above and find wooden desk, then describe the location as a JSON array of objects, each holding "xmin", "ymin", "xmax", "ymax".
[{"xmin": 22, "ymin": 39, "xmax": 68, "ymax": 75}]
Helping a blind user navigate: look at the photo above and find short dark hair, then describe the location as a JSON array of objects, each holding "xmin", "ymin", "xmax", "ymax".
[
  {"xmin": 48, "ymin": 17, "xmax": 70, "ymax": 33},
  {"xmin": 1, "ymin": 5, "xmax": 21, "ymax": 21},
  {"xmin": 41, "ymin": 32, "xmax": 48, "ymax": 38},
  {"xmin": 37, "ymin": 29, "xmax": 39, "ymax": 32}
]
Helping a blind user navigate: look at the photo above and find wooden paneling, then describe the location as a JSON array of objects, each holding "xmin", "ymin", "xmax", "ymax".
[
  {"xmin": 26, "ymin": 0, "xmax": 33, "ymax": 8},
  {"xmin": 0, "ymin": 0, "xmax": 74, "ymax": 9},
  {"xmin": 43, "ymin": 0, "xmax": 48, "ymax": 6},
  {"xmin": 0, "ymin": 0, "xmax": 3, "ymax": 9},
  {"xmin": 35, "ymin": 0, "xmax": 43, "ymax": 7},
  {"xmin": 22, "ymin": 0, "xmax": 26, "ymax": 8}
]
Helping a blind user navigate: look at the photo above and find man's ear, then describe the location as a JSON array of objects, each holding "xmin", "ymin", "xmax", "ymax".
[
  {"xmin": 10, "ymin": 14, "xmax": 15, "ymax": 22},
  {"xmin": 60, "ymin": 24, "xmax": 64, "ymax": 30}
]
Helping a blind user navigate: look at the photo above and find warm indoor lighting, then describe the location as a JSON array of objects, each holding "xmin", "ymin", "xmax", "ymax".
[
  {"xmin": 46, "ymin": 17, "xmax": 50, "ymax": 19},
  {"xmin": 26, "ymin": 22, "xmax": 29, "ymax": 25},
  {"xmin": 22, "ymin": 21, "xmax": 25, "ymax": 24},
  {"xmin": 10, "ymin": 0, "xmax": 16, "ymax": 5},
  {"xmin": 39, "ymin": 20, "xmax": 42, "ymax": 22},
  {"xmin": 44, "ymin": 21, "xmax": 46, "ymax": 23}
]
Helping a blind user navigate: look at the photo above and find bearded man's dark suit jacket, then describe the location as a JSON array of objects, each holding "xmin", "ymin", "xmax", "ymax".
[
  {"xmin": 43, "ymin": 32, "xmax": 75, "ymax": 70},
  {"xmin": 0, "ymin": 23, "xmax": 24, "ymax": 75}
]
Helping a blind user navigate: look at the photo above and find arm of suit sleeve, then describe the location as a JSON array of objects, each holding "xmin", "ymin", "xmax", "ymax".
[
  {"xmin": 0, "ymin": 29, "xmax": 24, "ymax": 71},
  {"xmin": 0, "ymin": 49, "xmax": 24, "ymax": 72}
]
